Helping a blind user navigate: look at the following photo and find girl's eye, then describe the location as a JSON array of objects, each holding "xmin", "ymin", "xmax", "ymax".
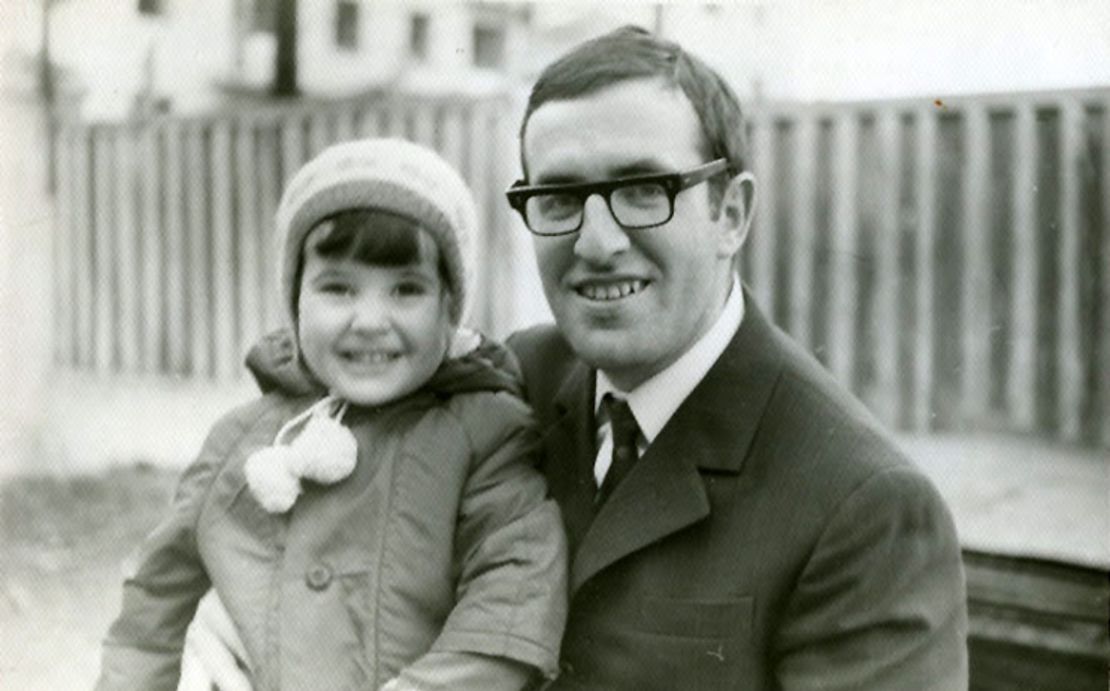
[
  {"xmin": 395, "ymin": 281, "xmax": 428, "ymax": 297},
  {"xmin": 319, "ymin": 282, "xmax": 354, "ymax": 297}
]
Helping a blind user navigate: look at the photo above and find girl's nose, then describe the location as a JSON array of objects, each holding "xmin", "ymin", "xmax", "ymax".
[{"xmin": 348, "ymin": 294, "xmax": 390, "ymax": 333}]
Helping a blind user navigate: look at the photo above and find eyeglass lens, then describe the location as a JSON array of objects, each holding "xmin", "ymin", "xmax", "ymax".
[{"xmin": 524, "ymin": 181, "xmax": 671, "ymax": 235}]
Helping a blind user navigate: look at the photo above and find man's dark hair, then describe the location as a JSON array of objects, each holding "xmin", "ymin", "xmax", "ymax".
[{"xmin": 520, "ymin": 25, "xmax": 749, "ymax": 210}]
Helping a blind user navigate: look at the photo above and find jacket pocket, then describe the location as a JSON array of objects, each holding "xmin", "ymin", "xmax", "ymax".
[{"xmin": 636, "ymin": 596, "xmax": 753, "ymax": 640}]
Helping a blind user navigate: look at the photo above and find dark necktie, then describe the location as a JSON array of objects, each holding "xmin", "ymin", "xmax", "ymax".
[{"xmin": 598, "ymin": 394, "xmax": 640, "ymax": 505}]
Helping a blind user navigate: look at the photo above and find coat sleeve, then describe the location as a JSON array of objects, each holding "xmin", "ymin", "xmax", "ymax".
[
  {"xmin": 774, "ymin": 465, "xmax": 969, "ymax": 690},
  {"xmin": 95, "ymin": 406, "xmax": 260, "ymax": 691},
  {"xmin": 416, "ymin": 391, "xmax": 569, "ymax": 684}
]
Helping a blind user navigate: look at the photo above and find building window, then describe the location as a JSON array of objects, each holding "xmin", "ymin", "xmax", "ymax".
[
  {"xmin": 335, "ymin": 0, "xmax": 359, "ymax": 50},
  {"xmin": 409, "ymin": 13, "xmax": 429, "ymax": 61},
  {"xmin": 138, "ymin": 0, "xmax": 164, "ymax": 16},
  {"xmin": 249, "ymin": 0, "xmax": 276, "ymax": 33},
  {"xmin": 472, "ymin": 24, "xmax": 505, "ymax": 68}
]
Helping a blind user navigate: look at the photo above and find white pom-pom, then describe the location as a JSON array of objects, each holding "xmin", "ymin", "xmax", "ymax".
[
  {"xmin": 244, "ymin": 445, "xmax": 302, "ymax": 513},
  {"xmin": 292, "ymin": 414, "xmax": 358, "ymax": 485}
]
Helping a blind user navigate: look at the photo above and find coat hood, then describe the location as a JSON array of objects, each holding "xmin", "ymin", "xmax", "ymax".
[{"xmin": 245, "ymin": 328, "xmax": 523, "ymax": 402}]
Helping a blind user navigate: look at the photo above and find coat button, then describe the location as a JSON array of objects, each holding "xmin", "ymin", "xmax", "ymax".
[
  {"xmin": 305, "ymin": 564, "xmax": 332, "ymax": 591},
  {"xmin": 615, "ymin": 446, "xmax": 634, "ymax": 462}
]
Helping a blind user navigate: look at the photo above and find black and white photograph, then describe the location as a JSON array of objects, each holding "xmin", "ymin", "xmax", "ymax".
[{"xmin": 1, "ymin": 1, "xmax": 1108, "ymax": 689}]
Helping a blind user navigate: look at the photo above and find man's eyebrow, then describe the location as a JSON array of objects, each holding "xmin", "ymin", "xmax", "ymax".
[{"xmin": 533, "ymin": 159, "xmax": 672, "ymax": 186}]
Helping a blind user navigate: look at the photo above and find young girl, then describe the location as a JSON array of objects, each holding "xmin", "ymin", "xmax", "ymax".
[{"xmin": 96, "ymin": 139, "xmax": 568, "ymax": 690}]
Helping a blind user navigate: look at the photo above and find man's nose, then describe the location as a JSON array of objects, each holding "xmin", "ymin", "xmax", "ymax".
[{"xmin": 573, "ymin": 194, "xmax": 630, "ymax": 264}]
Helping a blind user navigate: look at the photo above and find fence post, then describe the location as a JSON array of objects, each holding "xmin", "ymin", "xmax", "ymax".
[
  {"xmin": 748, "ymin": 114, "xmax": 776, "ymax": 309},
  {"xmin": 828, "ymin": 112, "xmax": 859, "ymax": 388},
  {"xmin": 871, "ymin": 109, "xmax": 902, "ymax": 426},
  {"xmin": 54, "ymin": 126, "xmax": 75, "ymax": 367},
  {"xmin": 163, "ymin": 122, "xmax": 188, "ymax": 375},
  {"xmin": 139, "ymin": 124, "xmax": 163, "ymax": 374},
  {"xmin": 1057, "ymin": 100, "xmax": 1084, "ymax": 441},
  {"xmin": 1009, "ymin": 104, "xmax": 1038, "ymax": 431},
  {"xmin": 92, "ymin": 127, "xmax": 115, "ymax": 374},
  {"xmin": 960, "ymin": 104, "xmax": 992, "ymax": 424},
  {"xmin": 789, "ymin": 114, "xmax": 817, "ymax": 349},
  {"xmin": 185, "ymin": 123, "xmax": 211, "ymax": 378},
  {"xmin": 912, "ymin": 108, "xmax": 937, "ymax": 432},
  {"xmin": 114, "ymin": 124, "xmax": 140, "ymax": 373},
  {"xmin": 210, "ymin": 119, "xmax": 237, "ymax": 381},
  {"xmin": 235, "ymin": 118, "xmax": 263, "ymax": 372}
]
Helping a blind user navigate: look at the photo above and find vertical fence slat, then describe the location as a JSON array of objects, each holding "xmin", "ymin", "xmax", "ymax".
[
  {"xmin": 163, "ymin": 123, "xmax": 188, "ymax": 374},
  {"xmin": 185, "ymin": 124, "xmax": 211, "ymax": 378},
  {"xmin": 912, "ymin": 109, "xmax": 937, "ymax": 431},
  {"xmin": 789, "ymin": 115, "xmax": 817, "ymax": 348},
  {"xmin": 828, "ymin": 113, "xmax": 859, "ymax": 387},
  {"xmin": 749, "ymin": 116, "xmax": 776, "ymax": 308},
  {"xmin": 1009, "ymin": 104, "xmax": 1038, "ymax": 430},
  {"xmin": 210, "ymin": 121, "xmax": 237, "ymax": 380},
  {"xmin": 413, "ymin": 104, "xmax": 436, "ymax": 149},
  {"xmin": 114, "ymin": 126, "xmax": 140, "ymax": 372},
  {"xmin": 335, "ymin": 104, "xmax": 356, "ymax": 143},
  {"xmin": 139, "ymin": 125, "xmax": 163, "ymax": 373},
  {"xmin": 281, "ymin": 113, "xmax": 305, "ymax": 187},
  {"xmin": 356, "ymin": 103, "xmax": 384, "ymax": 139},
  {"xmin": 1057, "ymin": 100, "xmax": 1084, "ymax": 441},
  {"xmin": 73, "ymin": 130, "xmax": 94, "ymax": 368},
  {"xmin": 439, "ymin": 104, "xmax": 467, "ymax": 174},
  {"xmin": 960, "ymin": 105, "xmax": 992, "ymax": 421},
  {"xmin": 465, "ymin": 102, "xmax": 494, "ymax": 331},
  {"xmin": 308, "ymin": 111, "xmax": 331, "ymax": 157},
  {"xmin": 53, "ymin": 127, "xmax": 75, "ymax": 366},
  {"xmin": 93, "ymin": 128, "xmax": 115, "ymax": 374},
  {"xmin": 236, "ymin": 120, "xmax": 262, "ymax": 368},
  {"xmin": 1102, "ymin": 100, "xmax": 1110, "ymax": 448},
  {"xmin": 258, "ymin": 124, "xmax": 283, "ymax": 328},
  {"xmin": 872, "ymin": 110, "xmax": 902, "ymax": 425}
]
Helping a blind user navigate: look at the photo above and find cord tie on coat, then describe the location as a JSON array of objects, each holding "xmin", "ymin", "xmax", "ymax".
[{"xmin": 244, "ymin": 395, "xmax": 356, "ymax": 513}]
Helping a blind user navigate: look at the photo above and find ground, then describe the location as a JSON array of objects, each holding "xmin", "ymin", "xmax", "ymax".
[{"xmin": 0, "ymin": 464, "xmax": 177, "ymax": 690}]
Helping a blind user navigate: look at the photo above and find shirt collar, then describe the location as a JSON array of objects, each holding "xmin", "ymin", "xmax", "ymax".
[{"xmin": 596, "ymin": 277, "xmax": 744, "ymax": 443}]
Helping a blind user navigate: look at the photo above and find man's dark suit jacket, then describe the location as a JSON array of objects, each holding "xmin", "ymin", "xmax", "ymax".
[{"xmin": 508, "ymin": 296, "xmax": 968, "ymax": 690}]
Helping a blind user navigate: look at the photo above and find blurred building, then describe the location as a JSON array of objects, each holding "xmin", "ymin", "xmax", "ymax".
[
  {"xmin": 42, "ymin": 0, "xmax": 532, "ymax": 120},
  {"xmin": 36, "ymin": 0, "xmax": 1110, "ymax": 121}
]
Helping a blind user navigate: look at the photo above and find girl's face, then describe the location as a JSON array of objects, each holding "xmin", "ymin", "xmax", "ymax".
[{"xmin": 297, "ymin": 227, "xmax": 453, "ymax": 406}]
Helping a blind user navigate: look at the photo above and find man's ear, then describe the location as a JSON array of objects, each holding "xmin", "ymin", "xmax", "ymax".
[{"xmin": 716, "ymin": 171, "xmax": 757, "ymax": 258}]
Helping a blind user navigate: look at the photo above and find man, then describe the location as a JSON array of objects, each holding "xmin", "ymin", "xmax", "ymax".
[{"xmin": 185, "ymin": 25, "xmax": 967, "ymax": 690}]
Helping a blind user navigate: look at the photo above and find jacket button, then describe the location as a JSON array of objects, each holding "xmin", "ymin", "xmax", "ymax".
[{"xmin": 305, "ymin": 564, "xmax": 332, "ymax": 591}]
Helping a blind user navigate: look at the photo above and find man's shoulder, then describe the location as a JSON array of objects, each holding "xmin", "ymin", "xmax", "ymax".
[{"xmin": 507, "ymin": 323, "xmax": 575, "ymax": 367}]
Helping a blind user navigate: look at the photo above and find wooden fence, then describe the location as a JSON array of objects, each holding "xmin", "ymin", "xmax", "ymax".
[
  {"xmin": 744, "ymin": 90, "xmax": 1109, "ymax": 448},
  {"xmin": 51, "ymin": 88, "xmax": 1109, "ymax": 448},
  {"xmin": 51, "ymin": 91, "xmax": 519, "ymax": 381}
]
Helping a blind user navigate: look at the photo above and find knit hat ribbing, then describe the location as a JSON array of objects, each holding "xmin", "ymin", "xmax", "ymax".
[{"xmin": 275, "ymin": 138, "xmax": 478, "ymax": 326}]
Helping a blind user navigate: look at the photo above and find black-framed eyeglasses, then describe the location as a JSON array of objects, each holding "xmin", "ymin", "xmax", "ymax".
[{"xmin": 505, "ymin": 158, "xmax": 731, "ymax": 236}]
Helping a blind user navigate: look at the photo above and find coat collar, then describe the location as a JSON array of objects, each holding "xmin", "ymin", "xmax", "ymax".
[{"xmin": 555, "ymin": 291, "xmax": 787, "ymax": 591}]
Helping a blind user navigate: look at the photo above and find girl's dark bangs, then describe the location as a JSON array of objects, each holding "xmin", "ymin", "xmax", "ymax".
[{"xmin": 310, "ymin": 209, "xmax": 423, "ymax": 266}]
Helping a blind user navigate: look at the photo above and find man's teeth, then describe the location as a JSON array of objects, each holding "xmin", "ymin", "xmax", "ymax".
[{"xmin": 578, "ymin": 280, "xmax": 647, "ymax": 301}]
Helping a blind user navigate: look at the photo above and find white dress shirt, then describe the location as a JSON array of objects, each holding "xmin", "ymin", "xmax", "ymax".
[{"xmin": 593, "ymin": 278, "xmax": 745, "ymax": 487}]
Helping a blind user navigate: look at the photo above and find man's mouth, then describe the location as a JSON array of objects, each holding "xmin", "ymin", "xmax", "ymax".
[{"xmin": 575, "ymin": 279, "xmax": 648, "ymax": 302}]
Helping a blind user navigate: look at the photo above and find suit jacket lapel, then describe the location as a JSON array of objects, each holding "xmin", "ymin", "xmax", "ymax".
[
  {"xmin": 541, "ymin": 360, "xmax": 598, "ymax": 555},
  {"xmin": 570, "ymin": 295, "xmax": 787, "ymax": 592}
]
